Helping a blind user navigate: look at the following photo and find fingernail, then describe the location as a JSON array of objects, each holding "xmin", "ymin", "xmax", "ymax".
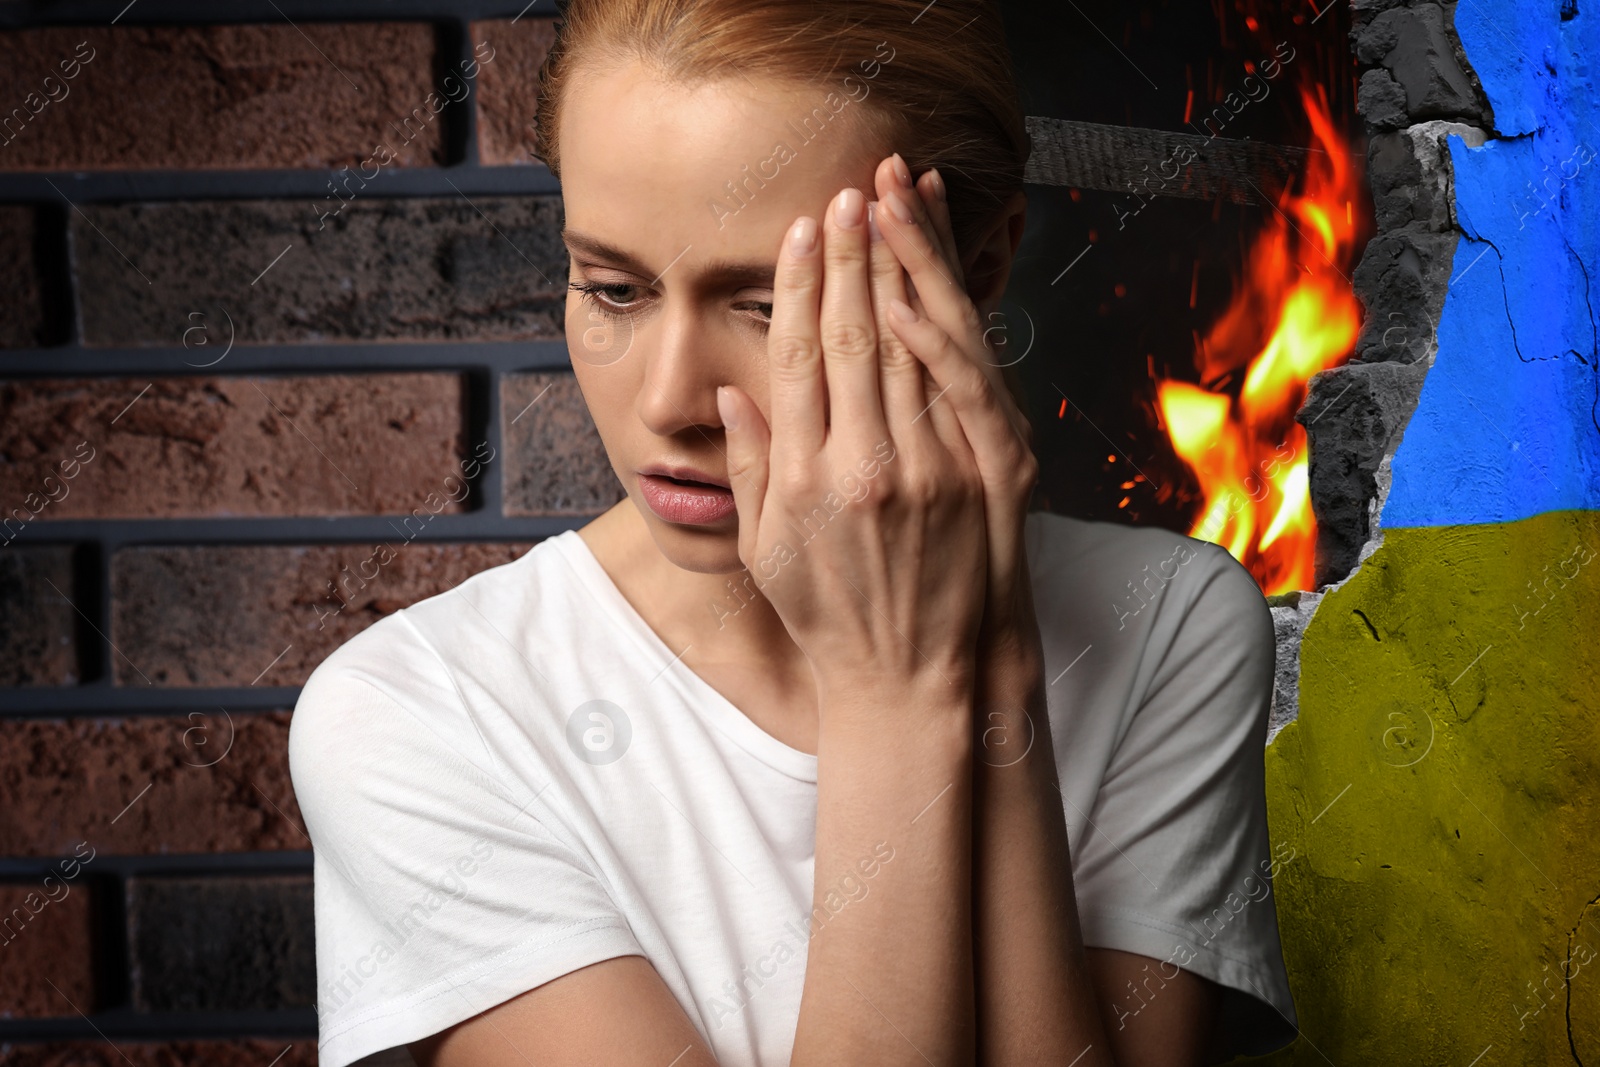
[
  {"xmin": 888, "ymin": 298, "xmax": 918, "ymax": 324},
  {"xmin": 716, "ymin": 386, "xmax": 740, "ymax": 432},
  {"xmin": 891, "ymin": 152, "xmax": 913, "ymax": 189},
  {"xmin": 835, "ymin": 187, "xmax": 865, "ymax": 228},
  {"xmin": 789, "ymin": 216, "xmax": 817, "ymax": 255},
  {"xmin": 866, "ymin": 201, "xmax": 884, "ymax": 242},
  {"xmin": 885, "ymin": 191, "xmax": 914, "ymax": 225},
  {"xmin": 931, "ymin": 167, "xmax": 947, "ymax": 202}
]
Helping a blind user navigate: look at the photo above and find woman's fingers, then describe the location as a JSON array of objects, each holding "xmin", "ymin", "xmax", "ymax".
[
  {"xmin": 718, "ymin": 167, "xmax": 996, "ymax": 691},
  {"xmin": 884, "ymin": 298, "xmax": 1037, "ymax": 631},
  {"xmin": 864, "ymin": 198, "xmax": 925, "ymax": 430},
  {"xmin": 716, "ymin": 383, "xmax": 771, "ymax": 567},
  {"xmin": 878, "ymin": 183, "xmax": 979, "ymax": 346},
  {"xmin": 916, "ymin": 167, "xmax": 963, "ymax": 289},
  {"xmin": 884, "ymin": 300, "xmax": 1035, "ymax": 500},
  {"xmin": 876, "ymin": 174, "xmax": 1033, "ymax": 449},
  {"xmin": 871, "ymin": 156, "xmax": 1041, "ymax": 657},
  {"xmin": 819, "ymin": 187, "xmax": 889, "ymax": 449},
  {"xmin": 764, "ymin": 216, "xmax": 827, "ymax": 465},
  {"xmin": 869, "ymin": 157, "xmax": 966, "ymax": 453}
]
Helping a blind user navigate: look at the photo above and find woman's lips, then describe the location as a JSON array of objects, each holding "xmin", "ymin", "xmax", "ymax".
[{"xmin": 637, "ymin": 473, "xmax": 736, "ymax": 525}]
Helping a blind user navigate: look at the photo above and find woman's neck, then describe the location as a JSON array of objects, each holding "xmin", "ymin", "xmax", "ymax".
[{"xmin": 576, "ymin": 500, "xmax": 816, "ymax": 694}]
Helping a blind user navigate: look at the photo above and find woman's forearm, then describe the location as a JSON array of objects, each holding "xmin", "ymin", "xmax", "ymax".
[
  {"xmin": 790, "ymin": 674, "xmax": 977, "ymax": 1067},
  {"xmin": 972, "ymin": 651, "xmax": 1114, "ymax": 1065}
]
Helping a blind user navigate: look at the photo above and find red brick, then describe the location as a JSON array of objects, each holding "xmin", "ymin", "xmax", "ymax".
[
  {"xmin": 0, "ymin": 374, "xmax": 466, "ymax": 519},
  {"xmin": 0, "ymin": 546, "xmax": 77, "ymax": 686},
  {"xmin": 472, "ymin": 19, "xmax": 558, "ymax": 166},
  {"xmin": 112, "ymin": 542, "xmax": 535, "ymax": 687},
  {"xmin": 0, "ymin": 25, "xmax": 440, "ymax": 171},
  {"xmin": 502, "ymin": 372, "xmax": 625, "ymax": 516},
  {"xmin": 0, "ymin": 207, "xmax": 51, "ymax": 348},
  {"xmin": 0, "ymin": 712, "xmax": 304, "ymax": 856},
  {"xmin": 0, "ymin": 1040, "xmax": 317, "ymax": 1066},
  {"xmin": 71, "ymin": 198, "xmax": 566, "ymax": 346},
  {"xmin": 0, "ymin": 878, "xmax": 96, "ymax": 1018}
]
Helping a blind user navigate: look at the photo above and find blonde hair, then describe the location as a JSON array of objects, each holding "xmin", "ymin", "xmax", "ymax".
[{"xmin": 532, "ymin": 0, "xmax": 1030, "ymax": 263}]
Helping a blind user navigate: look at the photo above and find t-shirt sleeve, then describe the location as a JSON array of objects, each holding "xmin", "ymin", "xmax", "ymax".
[
  {"xmin": 288, "ymin": 640, "xmax": 645, "ymax": 1067},
  {"xmin": 1069, "ymin": 541, "xmax": 1298, "ymax": 1058}
]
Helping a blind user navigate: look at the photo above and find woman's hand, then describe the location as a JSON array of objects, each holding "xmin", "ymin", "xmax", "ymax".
[
  {"xmin": 868, "ymin": 154, "xmax": 1044, "ymax": 668},
  {"xmin": 715, "ymin": 184, "xmax": 991, "ymax": 704}
]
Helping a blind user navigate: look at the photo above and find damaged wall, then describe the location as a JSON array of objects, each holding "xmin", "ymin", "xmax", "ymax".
[{"xmin": 1252, "ymin": 0, "xmax": 1600, "ymax": 1061}]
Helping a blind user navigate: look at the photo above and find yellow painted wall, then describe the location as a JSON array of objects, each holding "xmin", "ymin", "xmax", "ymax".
[{"xmin": 1239, "ymin": 509, "xmax": 1600, "ymax": 1065}]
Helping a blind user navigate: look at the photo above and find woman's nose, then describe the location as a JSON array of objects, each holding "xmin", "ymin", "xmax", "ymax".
[{"xmin": 637, "ymin": 311, "xmax": 733, "ymax": 436}]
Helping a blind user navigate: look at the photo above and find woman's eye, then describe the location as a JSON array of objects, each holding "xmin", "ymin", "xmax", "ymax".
[
  {"xmin": 569, "ymin": 280, "xmax": 643, "ymax": 318},
  {"xmin": 734, "ymin": 293, "xmax": 773, "ymax": 327},
  {"xmin": 569, "ymin": 281, "xmax": 772, "ymax": 327},
  {"xmin": 738, "ymin": 300, "xmax": 774, "ymax": 324}
]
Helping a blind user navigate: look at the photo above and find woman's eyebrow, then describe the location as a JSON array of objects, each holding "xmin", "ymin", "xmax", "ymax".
[{"xmin": 562, "ymin": 228, "xmax": 776, "ymax": 288}]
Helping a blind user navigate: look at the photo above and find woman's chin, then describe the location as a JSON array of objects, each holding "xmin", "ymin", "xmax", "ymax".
[{"xmin": 638, "ymin": 512, "xmax": 746, "ymax": 574}]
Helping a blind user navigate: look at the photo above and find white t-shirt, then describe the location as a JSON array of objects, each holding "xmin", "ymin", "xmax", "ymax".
[{"xmin": 288, "ymin": 510, "xmax": 1298, "ymax": 1067}]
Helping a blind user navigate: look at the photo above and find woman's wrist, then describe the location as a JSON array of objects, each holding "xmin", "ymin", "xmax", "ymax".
[
  {"xmin": 977, "ymin": 548, "xmax": 1044, "ymax": 666},
  {"xmin": 974, "ymin": 626, "xmax": 1054, "ymax": 780},
  {"xmin": 815, "ymin": 667, "xmax": 977, "ymax": 738},
  {"xmin": 814, "ymin": 648, "xmax": 978, "ymax": 702},
  {"xmin": 978, "ymin": 618, "xmax": 1045, "ymax": 689}
]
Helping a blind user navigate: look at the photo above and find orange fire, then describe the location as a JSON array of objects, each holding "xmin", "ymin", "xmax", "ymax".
[{"xmin": 1155, "ymin": 86, "xmax": 1364, "ymax": 595}]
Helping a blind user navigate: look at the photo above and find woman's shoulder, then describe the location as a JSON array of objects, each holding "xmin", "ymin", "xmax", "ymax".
[
  {"xmin": 1025, "ymin": 510, "xmax": 1262, "ymax": 625},
  {"xmin": 287, "ymin": 607, "xmax": 471, "ymax": 799},
  {"xmin": 385, "ymin": 534, "xmax": 571, "ymax": 651},
  {"xmin": 1025, "ymin": 510, "xmax": 1273, "ymax": 711},
  {"xmin": 288, "ymin": 536, "xmax": 576, "ymax": 782},
  {"xmin": 302, "ymin": 533, "xmax": 582, "ymax": 686}
]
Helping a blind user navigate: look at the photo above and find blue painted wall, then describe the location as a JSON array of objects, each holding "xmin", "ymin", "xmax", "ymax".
[{"xmin": 1380, "ymin": 0, "xmax": 1600, "ymax": 527}]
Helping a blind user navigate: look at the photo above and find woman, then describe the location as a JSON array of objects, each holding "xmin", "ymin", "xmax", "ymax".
[{"xmin": 287, "ymin": 1, "xmax": 1299, "ymax": 1064}]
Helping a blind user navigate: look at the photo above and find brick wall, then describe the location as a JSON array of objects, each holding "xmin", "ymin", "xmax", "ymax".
[{"xmin": 0, "ymin": 3, "xmax": 620, "ymax": 1062}]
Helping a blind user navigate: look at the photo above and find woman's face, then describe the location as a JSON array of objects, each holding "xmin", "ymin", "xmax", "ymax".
[{"xmin": 558, "ymin": 57, "xmax": 896, "ymax": 575}]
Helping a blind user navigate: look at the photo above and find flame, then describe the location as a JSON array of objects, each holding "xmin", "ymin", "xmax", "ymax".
[{"xmin": 1155, "ymin": 86, "xmax": 1364, "ymax": 595}]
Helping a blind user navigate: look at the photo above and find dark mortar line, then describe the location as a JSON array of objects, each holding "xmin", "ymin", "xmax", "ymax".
[
  {"xmin": 481, "ymin": 366, "xmax": 506, "ymax": 517},
  {"xmin": 0, "ymin": 851, "xmax": 312, "ymax": 879},
  {"xmin": 0, "ymin": 1008, "xmax": 318, "ymax": 1043},
  {"xmin": 2, "ymin": 510, "xmax": 581, "ymax": 709},
  {"xmin": 66, "ymin": 540, "xmax": 105, "ymax": 686},
  {"xmin": 96, "ymin": 868, "xmax": 131, "ymax": 1017},
  {"xmin": 31, "ymin": 200, "xmax": 74, "ymax": 346},
  {"xmin": 0, "ymin": 685, "xmax": 301, "ymax": 717},
  {"xmin": 92, "ymin": 537, "xmax": 112, "ymax": 687},
  {"xmin": 451, "ymin": 15, "xmax": 482, "ymax": 169},
  {"xmin": 0, "ymin": 165, "xmax": 561, "ymax": 205},
  {"xmin": 0, "ymin": 339, "xmax": 572, "ymax": 377},
  {"xmin": 0, "ymin": 513, "xmax": 579, "ymax": 548}
]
